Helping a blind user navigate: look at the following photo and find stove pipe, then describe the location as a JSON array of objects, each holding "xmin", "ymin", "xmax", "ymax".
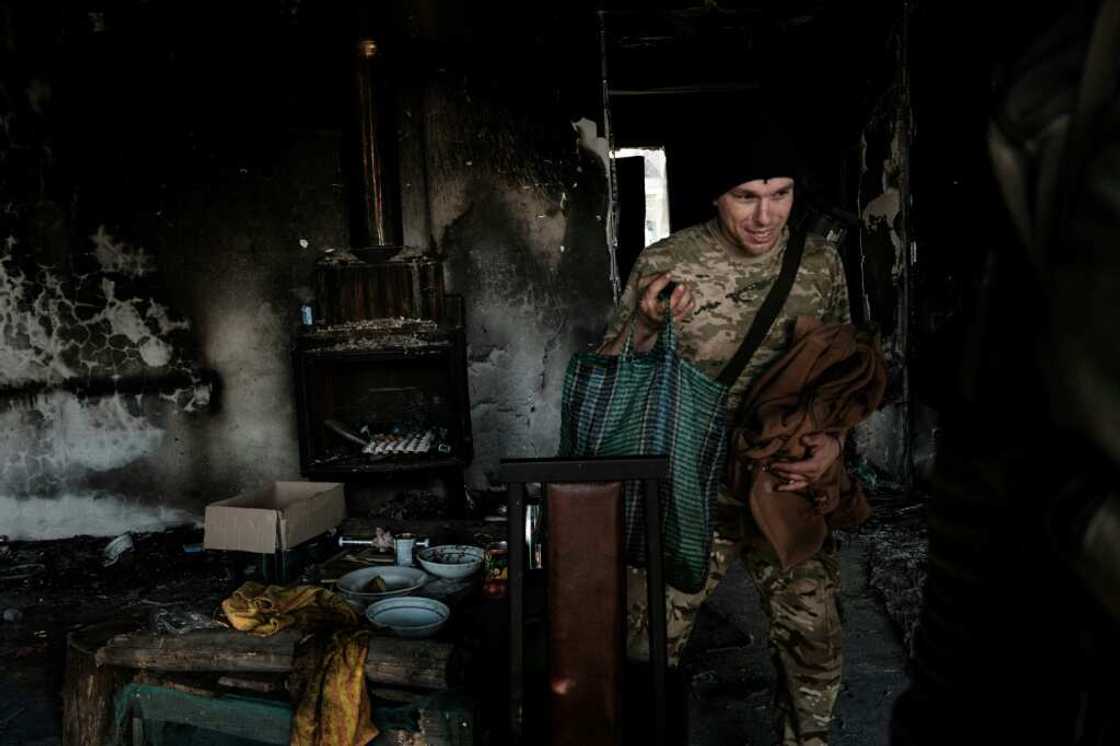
[{"xmin": 351, "ymin": 37, "xmax": 402, "ymax": 249}]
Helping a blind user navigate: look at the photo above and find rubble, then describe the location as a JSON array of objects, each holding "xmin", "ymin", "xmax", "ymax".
[
  {"xmin": 315, "ymin": 334, "xmax": 450, "ymax": 353},
  {"xmin": 0, "ymin": 525, "xmax": 239, "ymax": 742},
  {"xmin": 370, "ymin": 491, "xmax": 448, "ymax": 521},
  {"xmin": 299, "ymin": 318, "xmax": 449, "ymax": 352},
  {"xmin": 859, "ymin": 496, "xmax": 929, "ymax": 656},
  {"xmin": 303, "ymin": 317, "xmax": 441, "ymax": 337}
]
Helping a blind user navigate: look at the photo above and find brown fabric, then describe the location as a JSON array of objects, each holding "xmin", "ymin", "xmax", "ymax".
[
  {"xmin": 546, "ymin": 481, "xmax": 625, "ymax": 746},
  {"xmin": 729, "ymin": 318, "xmax": 887, "ymax": 568}
]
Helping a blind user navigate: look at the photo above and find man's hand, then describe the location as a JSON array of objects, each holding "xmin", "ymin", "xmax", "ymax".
[
  {"xmin": 596, "ymin": 271, "xmax": 695, "ymax": 355},
  {"xmin": 631, "ymin": 272, "xmax": 695, "ymax": 349},
  {"xmin": 771, "ymin": 432, "xmax": 843, "ymax": 492}
]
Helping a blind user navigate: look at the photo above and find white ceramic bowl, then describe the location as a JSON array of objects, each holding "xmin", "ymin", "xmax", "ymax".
[
  {"xmin": 366, "ymin": 597, "xmax": 450, "ymax": 639},
  {"xmin": 336, "ymin": 566, "xmax": 429, "ymax": 610},
  {"xmin": 415, "ymin": 545, "xmax": 485, "ymax": 580}
]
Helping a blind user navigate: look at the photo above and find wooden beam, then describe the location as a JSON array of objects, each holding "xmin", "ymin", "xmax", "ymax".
[
  {"xmin": 96, "ymin": 629, "xmax": 300, "ymax": 674},
  {"xmin": 95, "ymin": 629, "xmax": 458, "ymax": 690}
]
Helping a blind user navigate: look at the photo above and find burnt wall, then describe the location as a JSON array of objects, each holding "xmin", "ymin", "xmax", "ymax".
[
  {"xmin": 852, "ymin": 79, "xmax": 912, "ymax": 483},
  {"xmin": 0, "ymin": 0, "xmax": 610, "ymax": 536},
  {"xmin": 394, "ymin": 4, "xmax": 611, "ymax": 487},
  {"xmin": 0, "ymin": 2, "xmax": 352, "ymax": 538}
]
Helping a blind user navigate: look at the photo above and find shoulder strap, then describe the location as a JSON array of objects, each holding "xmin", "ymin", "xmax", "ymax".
[{"xmin": 716, "ymin": 228, "xmax": 807, "ymax": 387}]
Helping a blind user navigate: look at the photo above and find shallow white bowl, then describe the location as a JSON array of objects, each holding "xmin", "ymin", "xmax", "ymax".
[
  {"xmin": 366, "ymin": 596, "xmax": 450, "ymax": 639},
  {"xmin": 336, "ymin": 566, "xmax": 429, "ymax": 610},
  {"xmin": 415, "ymin": 544, "xmax": 485, "ymax": 580}
]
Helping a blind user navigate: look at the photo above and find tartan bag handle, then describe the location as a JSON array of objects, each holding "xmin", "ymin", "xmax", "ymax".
[
  {"xmin": 716, "ymin": 227, "xmax": 808, "ymax": 388},
  {"xmin": 620, "ymin": 304, "xmax": 681, "ymax": 359}
]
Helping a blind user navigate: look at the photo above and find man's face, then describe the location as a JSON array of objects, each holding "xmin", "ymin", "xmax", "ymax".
[{"xmin": 714, "ymin": 177, "xmax": 795, "ymax": 257}]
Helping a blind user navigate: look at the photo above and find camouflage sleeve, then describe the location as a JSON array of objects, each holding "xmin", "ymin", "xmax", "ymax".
[
  {"xmin": 823, "ymin": 243, "xmax": 852, "ymax": 324},
  {"xmin": 603, "ymin": 249, "xmax": 672, "ymax": 342}
]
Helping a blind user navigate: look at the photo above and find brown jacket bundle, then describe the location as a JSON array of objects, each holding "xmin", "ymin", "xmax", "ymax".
[{"xmin": 727, "ymin": 318, "xmax": 887, "ymax": 568}]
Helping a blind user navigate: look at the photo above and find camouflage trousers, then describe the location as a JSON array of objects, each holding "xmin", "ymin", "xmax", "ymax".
[{"xmin": 626, "ymin": 532, "xmax": 843, "ymax": 746}]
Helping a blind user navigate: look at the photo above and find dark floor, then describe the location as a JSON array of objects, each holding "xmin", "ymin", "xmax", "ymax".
[
  {"xmin": 0, "ymin": 528, "xmax": 235, "ymax": 746},
  {"xmin": 682, "ymin": 493, "xmax": 926, "ymax": 745},
  {"xmin": 683, "ymin": 535, "xmax": 913, "ymax": 744},
  {"xmin": 0, "ymin": 497, "xmax": 928, "ymax": 745}
]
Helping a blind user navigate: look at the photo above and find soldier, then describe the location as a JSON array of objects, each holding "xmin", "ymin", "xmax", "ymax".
[
  {"xmin": 891, "ymin": 2, "xmax": 1120, "ymax": 743},
  {"xmin": 599, "ymin": 123, "xmax": 852, "ymax": 746}
]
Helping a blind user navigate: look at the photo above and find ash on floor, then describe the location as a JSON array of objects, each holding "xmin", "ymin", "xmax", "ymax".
[{"xmin": 0, "ymin": 526, "xmax": 239, "ymax": 745}]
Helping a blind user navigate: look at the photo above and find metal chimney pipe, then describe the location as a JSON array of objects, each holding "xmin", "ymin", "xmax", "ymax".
[{"xmin": 352, "ymin": 37, "xmax": 402, "ymax": 249}]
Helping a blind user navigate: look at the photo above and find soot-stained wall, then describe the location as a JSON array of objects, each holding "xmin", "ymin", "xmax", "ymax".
[
  {"xmin": 404, "ymin": 76, "xmax": 610, "ymax": 488},
  {"xmin": 854, "ymin": 100, "xmax": 912, "ymax": 483},
  {"xmin": 0, "ymin": 3, "xmax": 352, "ymax": 538},
  {"xmin": 849, "ymin": 10, "xmax": 913, "ymax": 486},
  {"xmin": 1, "ymin": 1, "xmax": 610, "ymax": 537}
]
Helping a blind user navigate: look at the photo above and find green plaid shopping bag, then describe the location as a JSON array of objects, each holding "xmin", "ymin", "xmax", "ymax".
[{"xmin": 558, "ymin": 319, "xmax": 729, "ymax": 593}]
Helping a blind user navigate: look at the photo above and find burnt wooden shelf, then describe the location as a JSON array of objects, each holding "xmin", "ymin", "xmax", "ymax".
[{"xmin": 307, "ymin": 454, "xmax": 466, "ymax": 476}]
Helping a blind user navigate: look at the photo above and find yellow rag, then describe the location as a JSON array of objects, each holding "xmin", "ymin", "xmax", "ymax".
[
  {"xmin": 222, "ymin": 581, "xmax": 360, "ymax": 635},
  {"xmin": 222, "ymin": 582, "xmax": 378, "ymax": 746}
]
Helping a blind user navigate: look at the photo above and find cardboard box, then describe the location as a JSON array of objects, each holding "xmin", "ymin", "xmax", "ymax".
[{"xmin": 204, "ymin": 481, "xmax": 346, "ymax": 555}]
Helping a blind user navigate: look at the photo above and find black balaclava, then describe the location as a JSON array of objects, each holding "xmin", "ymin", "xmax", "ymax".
[{"xmin": 707, "ymin": 118, "xmax": 805, "ymax": 200}]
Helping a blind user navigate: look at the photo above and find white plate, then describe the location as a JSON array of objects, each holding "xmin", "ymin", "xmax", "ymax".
[
  {"xmin": 366, "ymin": 597, "xmax": 450, "ymax": 639},
  {"xmin": 336, "ymin": 566, "xmax": 429, "ymax": 604}
]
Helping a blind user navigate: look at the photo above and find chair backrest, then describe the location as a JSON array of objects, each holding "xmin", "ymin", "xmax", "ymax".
[
  {"xmin": 499, "ymin": 456, "xmax": 670, "ymax": 746},
  {"xmin": 546, "ymin": 480, "xmax": 625, "ymax": 746}
]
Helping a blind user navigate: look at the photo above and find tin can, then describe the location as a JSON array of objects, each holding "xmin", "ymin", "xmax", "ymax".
[
  {"xmin": 482, "ymin": 541, "xmax": 508, "ymax": 599},
  {"xmin": 393, "ymin": 533, "xmax": 429, "ymax": 567}
]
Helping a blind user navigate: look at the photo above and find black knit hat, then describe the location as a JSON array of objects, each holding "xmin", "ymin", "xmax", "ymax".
[{"xmin": 706, "ymin": 117, "xmax": 804, "ymax": 199}]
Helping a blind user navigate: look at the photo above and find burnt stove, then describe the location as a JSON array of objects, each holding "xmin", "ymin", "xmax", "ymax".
[
  {"xmin": 294, "ymin": 295, "xmax": 472, "ymax": 479},
  {"xmin": 293, "ymin": 31, "xmax": 472, "ymax": 486}
]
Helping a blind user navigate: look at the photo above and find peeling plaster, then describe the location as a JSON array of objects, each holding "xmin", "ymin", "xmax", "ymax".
[
  {"xmin": 861, "ymin": 124, "xmax": 907, "ymax": 273},
  {"xmin": 0, "ymin": 391, "xmax": 164, "ymax": 493},
  {"xmin": 0, "ymin": 229, "xmax": 205, "ymax": 506},
  {"xmin": 573, "ymin": 117, "xmax": 616, "ymax": 296},
  {"xmin": 0, "ymin": 238, "xmax": 195, "ymax": 390},
  {"xmin": 0, "ymin": 493, "xmax": 200, "ymax": 541},
  {"xmin": 573, "ymin": 117, "xmax": 610, "ymax": 177},
  {"xmin": 863, "ymin": 187, "xmax": 904, "ymax": 273},
  {"xmin": 51, "ymin": 392, "xmax": 162, "ymax": 471},
  {"xmin": 863, "ymin": 188, "xmax": 902, "ymax": 224},
  {"xmin": 856, "ymin": 66, "xmax": 912, "ymax": 482},
  {"xmin": 91, "ymin": 224, "xmax": 154, "ymax": 276}
]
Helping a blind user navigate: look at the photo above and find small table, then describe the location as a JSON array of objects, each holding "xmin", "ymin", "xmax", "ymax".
[{"xmin": 64, "ymin": 524, "xmax": 506, "ymax": 746}]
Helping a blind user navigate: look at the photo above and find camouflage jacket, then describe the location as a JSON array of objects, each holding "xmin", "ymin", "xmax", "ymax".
[{"xmin": 604, "ymin": 219, "xmax": 851, "ymax": 412}]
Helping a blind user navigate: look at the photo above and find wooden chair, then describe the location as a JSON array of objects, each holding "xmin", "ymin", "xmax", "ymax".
[{"xmin": 499, "ymin": 456, "xmax": 670, "ymax": 746}]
